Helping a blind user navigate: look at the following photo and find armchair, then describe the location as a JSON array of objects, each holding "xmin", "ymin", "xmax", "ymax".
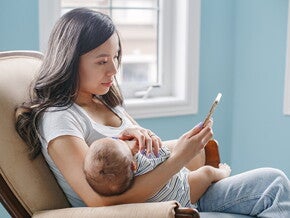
[{"xmin": 0, "ymin": 51, "xmax": 250, "ymax": 218}]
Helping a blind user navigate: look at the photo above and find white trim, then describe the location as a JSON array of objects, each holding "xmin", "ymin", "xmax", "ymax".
[
  {"xmin": 125, "ymin": 96, "xmax": 196, "ymax": 118},
  {"xmin": 284, "ymin": 1, "xmax": 290, "ymax": 115},
  {"xmin": 39, "ymin": 0, "xmax": 60, "ymax": 52},
  {"xmin": 126, "ymin": 0, "xmax": 200, "ymax": 118},
  {"xmin": 38, "ymin": 0, "xmax": 200, "ymax": 119}
]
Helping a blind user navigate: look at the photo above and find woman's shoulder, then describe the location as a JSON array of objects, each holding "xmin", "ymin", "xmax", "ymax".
[
  {"xmin": 39, "ymin": 104, "xmax": 90, "ymax": 144},
  {"xmin": 43, "ymin": 104, "xmax": 83, "ymax": 118},
  {"xmin": 44, "ymin": 104, "xmax": 76, "ymax": 114},
  {"xmin": 41, "ymin": 104, "xmax": 90, "ymax": 129}
]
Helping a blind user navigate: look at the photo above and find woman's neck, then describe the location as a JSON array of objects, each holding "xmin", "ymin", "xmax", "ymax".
[{"xmin": 75, "ymin": 93, "xmax": 100, "ymax": 108}]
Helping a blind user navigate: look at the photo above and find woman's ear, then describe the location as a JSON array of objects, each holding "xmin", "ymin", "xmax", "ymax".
[{"xmin": 131, "ymin": 161, "xmax": 137, "ymax": 172}]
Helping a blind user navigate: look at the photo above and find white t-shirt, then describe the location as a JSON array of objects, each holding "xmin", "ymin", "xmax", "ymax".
[{"xmin": 39, "ymin": 103, "xmax": 134, "ymax": 207}]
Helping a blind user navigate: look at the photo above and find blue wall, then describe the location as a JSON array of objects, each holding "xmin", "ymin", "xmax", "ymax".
[
  {"xmin": 0, "ymin": 204, "xmax": 10, "ymax": 218},
  {"xmin": 1, "ymin": 0, "xmax": 290, "ymax": 216},
  {"xmin": 231, "ymin": 0, "xmax": 290, "ymax": 174},
  {"xmin": 0, "ymin": 0, "xmax": 39, "ymax": 51}
]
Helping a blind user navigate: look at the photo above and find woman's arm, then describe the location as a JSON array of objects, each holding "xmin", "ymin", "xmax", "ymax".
[
  {"xmin": 164, "ymin": 139, "xmax": 206, "ymax": 171},
  {"xmin": 48, "ymin": 123, "xmax": 213, "ymax": 207},
  {"xmin": 164, "ymin": 120, "xmax": 212, "ymax": 171},
  {"xmin": 48, "ymin": 136, "xmax": 104, "ymax": 206},
  {"xmin": 48, "ymin": 135, "xmax": 180, "ymax": 206}
]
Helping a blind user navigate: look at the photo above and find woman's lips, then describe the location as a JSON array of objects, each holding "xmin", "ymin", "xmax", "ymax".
[{"xmin": 102, "ymin": 82, "xmax": 113, "ymax": 87}]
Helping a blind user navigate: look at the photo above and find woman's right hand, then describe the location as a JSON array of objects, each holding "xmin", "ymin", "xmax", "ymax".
[
  {"xmin": 118, "ymin": 126, "xmax": 162, "ymax": 156},
  {"xmin": 172, "ymin": 120, "xmax": 213, "ymax": 164}
]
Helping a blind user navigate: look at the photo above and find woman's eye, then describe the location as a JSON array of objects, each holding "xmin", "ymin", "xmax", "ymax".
[{"xmin": 98, "ymin": 61, "xmax": 107, "ymax": 65}]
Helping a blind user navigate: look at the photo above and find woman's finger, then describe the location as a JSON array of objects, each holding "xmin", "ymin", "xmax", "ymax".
[
  {"xmin": 151, "ymin": 135, "xmax": 161, "ymax": 156},
  {"xmin": 195, "ymin": 126, "xmax": 213, "ymax": 148},
  {"xmin": 183, "ymin": 122, "xmax": 203, "ymax": 138},
  {"xmin": 146, "ymin": 129, "xmax": 161, "ymax": 156},
  {"xmin": 140, "ymin": 129, "xmax": 153, "ymax": 155},
  {"xmin": 118, "ymin": 127, "xmax": 146, "ymax": 147},
  {"xmin": 203, "ymin": 118, "xmax": 213, "ymax": 128},
  {"xmin": 145, "ymin": 138, "xmax": 153, "ymax": 155},
  {"xmin": 118, "ymin": 126, "xmax": 162, "ymax": 156},
  {"xmin": 118, "ymin": 128, "xmax": 135, "ymax": 140}
]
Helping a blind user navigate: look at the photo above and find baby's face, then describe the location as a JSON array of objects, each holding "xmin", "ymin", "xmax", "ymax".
[
  {"xmin": 113, "ymin": 138, "xmax": 138, "ymax": 156},
  {"xmin": 114, "ymin": 139, "xmax": 138, "ymax": 172}
]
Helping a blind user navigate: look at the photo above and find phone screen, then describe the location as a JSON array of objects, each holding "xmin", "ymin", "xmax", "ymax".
[{"xmin": 203, "ymin": 93, "xmax": 222, "ymax": 126}]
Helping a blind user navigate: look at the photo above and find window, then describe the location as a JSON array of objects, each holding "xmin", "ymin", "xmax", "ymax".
[
  {"xmin": 61, "ymin": 0, "xmax": 159, "ymax": 99},
  {"xmin": 39, "ymin": 0, "xmax": 200, "ymax": 118},
  {"xmin": 284, "ymin": 2, "xmax": 290, "ymax": 115}
]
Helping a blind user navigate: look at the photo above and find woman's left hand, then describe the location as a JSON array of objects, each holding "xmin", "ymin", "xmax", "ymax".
[{"xmin": 118, "ymin": 126, "xmax": 162, "ymax": 156}]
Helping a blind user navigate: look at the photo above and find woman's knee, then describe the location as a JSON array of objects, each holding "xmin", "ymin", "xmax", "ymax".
[
  {"xmin": 263, "ymin": 168, "xmax": 288, "ymax": 179},
  {"xmin": 260, "ymin": 168, "xmax": 289, "ymax": 187}
]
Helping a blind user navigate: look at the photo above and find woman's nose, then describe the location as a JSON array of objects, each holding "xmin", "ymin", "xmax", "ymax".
[{"xmin": 107, "ymin": 58, "xmax": 118, "ymax": 75}]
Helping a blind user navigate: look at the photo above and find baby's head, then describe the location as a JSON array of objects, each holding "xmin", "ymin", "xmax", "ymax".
[{"xmin": 84, "ymin": 137, "xmax": 137, "ymax": 196}]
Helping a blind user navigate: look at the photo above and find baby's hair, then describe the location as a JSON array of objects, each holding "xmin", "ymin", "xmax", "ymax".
[{"xmin": 84, "ymin": 139, "xmax": 134, "ymax": 196}]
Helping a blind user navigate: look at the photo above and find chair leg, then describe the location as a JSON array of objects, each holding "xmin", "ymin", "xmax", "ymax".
[{"xmin": 0, "ymin": 174, "xmax": 30, "ymax": 218}]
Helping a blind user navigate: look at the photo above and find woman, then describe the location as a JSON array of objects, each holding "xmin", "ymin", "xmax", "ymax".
[{"xmin": 16, "ymin": 8, "xmax": 290, "ymax": 217}]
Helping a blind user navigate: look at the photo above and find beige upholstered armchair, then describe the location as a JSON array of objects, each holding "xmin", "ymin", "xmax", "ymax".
[{"xmin": 0, "ymin": 51, "xmax": 241, "ymax": 218}]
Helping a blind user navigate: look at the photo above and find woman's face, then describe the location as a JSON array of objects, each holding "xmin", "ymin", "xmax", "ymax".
[{"xmin": 78, "ymin": 33, "xmax": 120, "ymax": 96}]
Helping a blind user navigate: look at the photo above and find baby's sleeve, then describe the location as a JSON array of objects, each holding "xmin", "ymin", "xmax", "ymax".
[{"xmin": 135, "ymin": 147, "xmax": 171, "ymax": 176}]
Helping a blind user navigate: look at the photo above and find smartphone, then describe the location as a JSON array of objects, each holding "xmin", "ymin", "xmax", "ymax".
[{"xmin": 203, "ymin": 93, "xmax": 222, "ymax": 127}]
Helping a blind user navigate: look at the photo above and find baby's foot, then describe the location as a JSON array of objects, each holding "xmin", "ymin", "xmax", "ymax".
[{"xmin": 213, "ymin": 163, "xmax": 231, "ymax": 182}]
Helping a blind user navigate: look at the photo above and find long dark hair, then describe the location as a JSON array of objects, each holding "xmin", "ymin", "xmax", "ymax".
[{"xmin": 15, "ymin": 8, "xmax": 123, "ymax": 159}]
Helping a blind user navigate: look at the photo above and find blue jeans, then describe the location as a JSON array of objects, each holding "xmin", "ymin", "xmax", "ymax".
[{"xmin": 197, "ymin": 168, "xmax": 290, "ymax": 217}]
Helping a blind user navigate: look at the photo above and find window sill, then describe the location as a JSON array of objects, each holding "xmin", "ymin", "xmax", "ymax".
[{"xmin": 124, "ymin": 95, "xmax": 198, "ymax": 119}]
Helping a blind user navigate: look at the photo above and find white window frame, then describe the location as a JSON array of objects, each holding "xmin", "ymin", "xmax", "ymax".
[
  {"xmin": 39, "ymin": 0, "xmax": 200, "ymax": 119},
  {"xmin": 284, "ymin": 1, "xmax": 290, "ymax": 115}
]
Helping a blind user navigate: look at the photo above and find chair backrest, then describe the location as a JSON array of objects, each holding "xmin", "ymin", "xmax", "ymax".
[{"xmin": 0, "ymin": 51, "xmax": 70, "ymax": 217}]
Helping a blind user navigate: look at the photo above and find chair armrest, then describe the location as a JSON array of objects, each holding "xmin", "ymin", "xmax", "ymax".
[
  {"xmin": 175, "ymin": 207, "xmax": 200, "ymax": 218},
  {"xmin": 32, "ymin": 201, "xmax": 200, "ymax": 218},
  {"xmin": 204, "ymin": 139, "xmax": 221, "ymax": 168}
]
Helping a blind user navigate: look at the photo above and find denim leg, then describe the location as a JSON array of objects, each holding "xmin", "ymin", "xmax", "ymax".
[{"xmin": 197, "ymin": 168, "xmax": 290, "ymax": 217}]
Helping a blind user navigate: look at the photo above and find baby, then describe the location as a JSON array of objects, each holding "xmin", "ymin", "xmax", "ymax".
[{"xmin": 83, "ymin": 137, "xmax": 231, "ymax": 208}]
